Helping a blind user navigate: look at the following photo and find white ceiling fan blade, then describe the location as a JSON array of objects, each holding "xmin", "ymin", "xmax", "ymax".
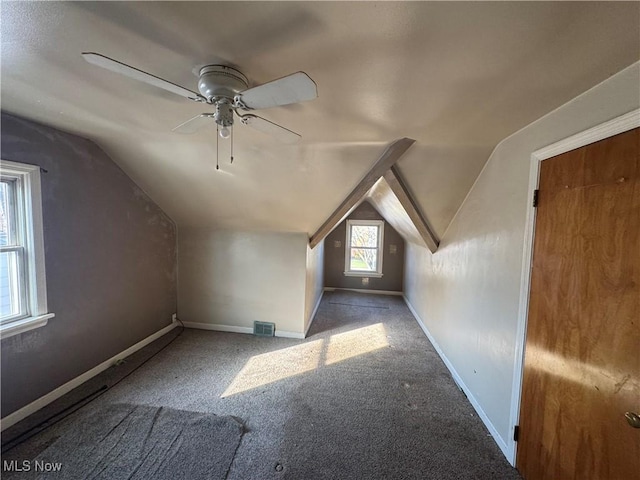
[
  {"xmin": 82, "ymin": 52, "xmax": 204, "ymax": 101},
  {"xmin": 236, "ymin": 72, "xmax": 317, "ymax": 110},
  {"xmin": 172, "ymin": 114, "xmax": 215, "ymax": 134},
  {"xmin": 240, "ymin": 114, "xmax": 301, "ymax": 144}
]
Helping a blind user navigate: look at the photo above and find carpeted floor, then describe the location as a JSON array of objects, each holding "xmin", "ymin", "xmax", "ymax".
[
  {"xmin": 2, "ymin": 291, "xmax": 522, "ymax": 479},
  {"xmin": 3, "ymin": 404, "xmax": 243, "ymax": 480}
]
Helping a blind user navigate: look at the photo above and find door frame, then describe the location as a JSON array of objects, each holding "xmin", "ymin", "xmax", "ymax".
[{"xmin": 508, "ymin": 108, "xmax": 640, "ymax": 466}]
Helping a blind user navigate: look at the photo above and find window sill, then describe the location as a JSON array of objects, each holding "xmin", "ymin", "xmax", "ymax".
[
  {"xmin": 343, "ymin": 271, "xmax": 383, "ymax": 278},
  {"xmin": 0, "ymin": 313, "xmax": 55, "ymax": 339}
]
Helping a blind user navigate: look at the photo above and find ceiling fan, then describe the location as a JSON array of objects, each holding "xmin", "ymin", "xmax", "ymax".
[{"xmin": 81, "ymin": 53, "xmax": 318, "ymax": 147}]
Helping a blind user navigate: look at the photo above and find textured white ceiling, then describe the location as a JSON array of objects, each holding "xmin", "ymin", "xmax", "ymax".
[{"xmin": 2, "ymin": 2, "xmax": 639, "ymax": 236}]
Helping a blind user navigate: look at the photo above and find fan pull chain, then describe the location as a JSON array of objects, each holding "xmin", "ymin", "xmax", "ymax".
[
  {"xmin": 216, "ymin": 125, "xmax": 220, "ymax": 170},
  {"xmin": 230, "ymin": 126, "xmax": 234, "ymax": 164}
]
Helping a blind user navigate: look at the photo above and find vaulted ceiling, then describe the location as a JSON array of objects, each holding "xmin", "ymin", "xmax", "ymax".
[{"xmin": 2, "ymin": 2, "xmax": 639, "ymax": 237}]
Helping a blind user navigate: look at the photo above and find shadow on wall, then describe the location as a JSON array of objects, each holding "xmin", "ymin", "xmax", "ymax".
[{"xmin": 324, "ymin": 201, "xmax": 404, "ymax": 292}]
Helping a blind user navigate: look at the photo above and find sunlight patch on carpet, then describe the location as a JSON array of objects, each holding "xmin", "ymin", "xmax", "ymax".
[
  {"xmin": 222, "ymin": 323, "xmax": 388, "ymax": 397},
  {"xmin": 222, "ymin": 339, "xmax": 324, "ymax": 397},
  {"xmin": 325, "ymin": 323, "xmax": 388, "ymax": 365}
]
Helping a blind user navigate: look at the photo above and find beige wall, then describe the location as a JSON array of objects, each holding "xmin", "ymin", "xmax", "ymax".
[
  {"xmin": 178, "ymin": 229, "xmax": 309, "ymax": 336},
  {"xmin": 403, "ymin": 62, "xmax": 640, "ymax": 462},
  {"xmin": 304, "ymin": 241, "xmax": 325, "ymax": 333}
]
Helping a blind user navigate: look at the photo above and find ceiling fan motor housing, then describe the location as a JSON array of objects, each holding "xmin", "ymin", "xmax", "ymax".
[{"xmin": 198, "ymin": 65, "xmax": 249, "ymax": 102}]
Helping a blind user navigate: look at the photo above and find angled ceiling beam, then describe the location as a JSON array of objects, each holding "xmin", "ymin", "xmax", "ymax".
[
  {"xmin": 309, "ymin": 137, "xmax": 416, "ymax": 248},
  {"xmin": 383, "ymin": 165, "xmax": 439, "ymax": 252}
]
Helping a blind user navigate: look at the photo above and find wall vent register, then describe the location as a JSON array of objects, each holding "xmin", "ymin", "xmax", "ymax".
[{"xmin": 254, "ymin": 321, "xmax": 275, "ymax": 337}]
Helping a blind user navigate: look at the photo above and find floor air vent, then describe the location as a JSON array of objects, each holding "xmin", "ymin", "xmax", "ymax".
[{"xmin": 254, "ymin": 321, "xmax": 275, "ymax": 337}]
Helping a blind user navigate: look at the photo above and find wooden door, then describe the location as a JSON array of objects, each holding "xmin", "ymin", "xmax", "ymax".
[{"xmin": 517, "ymin": 128, "xmax": 639, "ymax": 480}]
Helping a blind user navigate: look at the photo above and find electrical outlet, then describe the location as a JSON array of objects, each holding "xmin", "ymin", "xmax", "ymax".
[{"xmin": 172, "ymin": 313, "xmax": 177, "ymax": 323}]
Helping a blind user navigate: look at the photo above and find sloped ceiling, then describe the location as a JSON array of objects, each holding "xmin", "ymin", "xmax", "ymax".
[
  {"xmin": 2, "ymin": 2, "xmax": 639, "ymax": 237},
  {"xmin": 367, "ymin": 177, "xmax": 427, "ymax": 249}
]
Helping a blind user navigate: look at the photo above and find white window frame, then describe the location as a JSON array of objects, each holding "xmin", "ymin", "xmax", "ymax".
[
  {"xmin": 0, "ymin": 159, "xmax": 54, "ymax": 338},
  {"xmin": 344, "ymin": 219, "xmax": 384, "ymax": 278}
]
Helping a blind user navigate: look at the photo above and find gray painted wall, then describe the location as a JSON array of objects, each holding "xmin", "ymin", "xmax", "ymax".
[
  {"xmin": 324, "ymin": 201, "xmax": 404, "ymax": 292},
  {"xmin": 0, "ymin": 113, "xmax": 177, "ymax": 417}
]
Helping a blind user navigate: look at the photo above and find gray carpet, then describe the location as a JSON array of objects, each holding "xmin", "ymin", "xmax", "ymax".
[
  {"xmin": 3, "ymin": 404, "xmax": 243, "ymax": 480},
  {"xmin": 1, "ymin": 327, "xmax": 182, "ymax": 451},
  {"xmin": 327, "ymin": 290, "xmax": 391, "ymax": 309},
  {"xmin": 3, "ymin": 291, "xmax": 522, "ymax": 479}
]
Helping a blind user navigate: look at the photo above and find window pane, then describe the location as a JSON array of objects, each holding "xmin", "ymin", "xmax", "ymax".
[
  {"xmin": 0, "ymin": 250, "xmax": 23, "ymax": 321},
  {"xmin": 350, "ymin": 248, "xmax": 377, "ymax": 271},
  {"xmin": 0, "ymin": 181, "xmax": 14, "ymax": 247},
  {"xmin": 350, "ymin": 225, "xmax": 378, "ymax": 248}
]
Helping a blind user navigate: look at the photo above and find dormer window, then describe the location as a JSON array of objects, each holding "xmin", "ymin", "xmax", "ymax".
[{"xmin": 344, "ymin": 220, "xmax": 384, "ymax": 278}]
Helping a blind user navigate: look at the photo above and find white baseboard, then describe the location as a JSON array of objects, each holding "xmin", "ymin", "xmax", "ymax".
[
  {"xmin": 183, "ymin": 321, "xmax": 306, "ymax": 339},
  {"xmin": 182, "ymin": 322, "xmax": 253, "ymax": 335},
  {"xmin": 1, "ymin": 320, "xmax": 180, "ymax": 431},
  {"xmin": 324, "ymin": 287, "xmax": 403, "ymax": 296},
  {"xmin": 305, "ymin": 290, "xmax": 325, "ymax": 337},
  {"xmin": 275, "ymin": 330, "xmax": 305, "ymax": 339},
  {"xmin": 402, "ymin": 295, "xmax": 513, "ymax": 463}
]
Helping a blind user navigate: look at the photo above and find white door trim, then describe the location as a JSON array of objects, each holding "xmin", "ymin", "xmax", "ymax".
[{"xmin": 508, "ymin": 108, "xmax": 640, "ymax": 465}]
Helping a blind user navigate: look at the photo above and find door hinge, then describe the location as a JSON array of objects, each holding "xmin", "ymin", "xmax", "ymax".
[
  {"xmin": 533, "ymin": 189, "xmax": 539, "ymax": 208},
  {"xmin": 513, "ymin": 425, "xmax": 520, "ymax": 442}
]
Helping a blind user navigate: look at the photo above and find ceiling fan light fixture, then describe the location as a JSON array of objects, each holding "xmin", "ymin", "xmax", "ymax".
[
  {"xmin": 219, "ymin": 126, "xmax": 231, "ymax": 139},
  {"xmin": 81, "ymin": 53, "xmax": 317, "ymax": 146},
  {"xmin": 213, "ymin": 101, "xmax": 235, "ymax": 135}
]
